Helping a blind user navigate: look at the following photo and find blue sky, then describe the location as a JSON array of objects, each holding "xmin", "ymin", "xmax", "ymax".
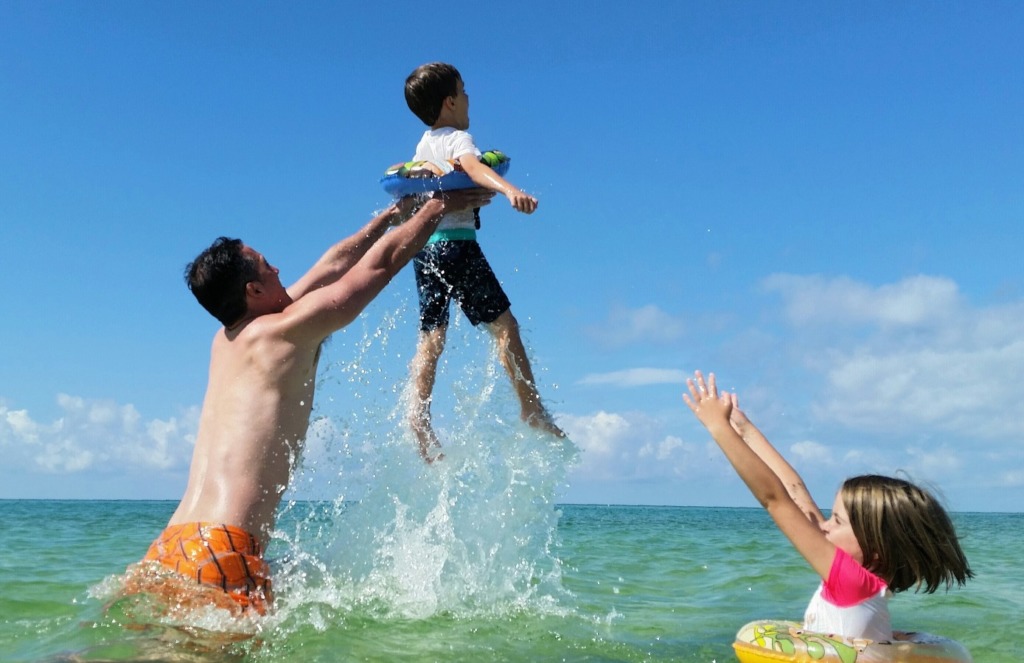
[{"xmin": 2, "ymin": 2, "xmax": 1021, "ymax": 511}]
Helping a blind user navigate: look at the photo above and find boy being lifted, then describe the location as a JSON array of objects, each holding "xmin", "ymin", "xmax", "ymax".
[{"xmin": 403, "ymin": 62, "xmax": 565, "ymax": 462}]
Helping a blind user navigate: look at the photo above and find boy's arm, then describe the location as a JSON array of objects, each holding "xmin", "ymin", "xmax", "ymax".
[
  {"xmin": 727, "ymin": 394, "xmax": 825, "ymax": 525},
  {"xmin": 459, "ymin": 156, "xmax": 538, "ymax": 214}
]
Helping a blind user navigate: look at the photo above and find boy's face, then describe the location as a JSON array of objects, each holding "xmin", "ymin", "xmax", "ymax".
[{"xmin": 449, "ymin": 79, "xmax": 470, "ymax": 130}]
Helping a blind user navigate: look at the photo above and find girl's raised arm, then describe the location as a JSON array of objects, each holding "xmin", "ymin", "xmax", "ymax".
[
  {"xmin": 684, "ymin": 371, "xmax": 836, "ymax": 581},
  {"xmin": 727, "ymin": 394, "xmax": 825, "ymax": 526}
]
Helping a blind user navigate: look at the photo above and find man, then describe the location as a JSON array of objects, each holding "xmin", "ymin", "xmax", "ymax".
[{"xmin": 125, "ymin": 189, "xmax": 494, "ymax": 615}]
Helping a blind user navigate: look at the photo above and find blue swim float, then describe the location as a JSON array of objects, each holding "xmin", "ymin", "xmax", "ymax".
[{"xmin": 380, "ymin": 150, "xmax": 510, "ymax": 197}]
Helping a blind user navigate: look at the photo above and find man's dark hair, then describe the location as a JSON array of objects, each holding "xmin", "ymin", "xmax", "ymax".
[
  {"xmin": 184, "ymin": 237, "xmax": 259, "ymax": 327},
  {"xmin": 405, "ymin": 62, "xmax": 462, "ymax": 126}
]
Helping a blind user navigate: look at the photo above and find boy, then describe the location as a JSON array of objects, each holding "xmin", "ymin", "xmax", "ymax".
[{"xmin": 403, "ymin": 62, "xmax": 564, "ymax": 462}]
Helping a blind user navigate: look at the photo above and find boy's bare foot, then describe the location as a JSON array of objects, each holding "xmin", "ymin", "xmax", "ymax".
[
  {"xmin": 522, "ymin": 409, "xmax": 566, "ymax": 439},
  {"xmin": 410, "ymin": 404, "xmax": 445, "ymax": 463}
]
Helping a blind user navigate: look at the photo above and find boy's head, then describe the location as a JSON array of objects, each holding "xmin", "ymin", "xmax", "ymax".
[{"xmin": 405, "ymin": 62, "xmax": 466, "ymax": 128}]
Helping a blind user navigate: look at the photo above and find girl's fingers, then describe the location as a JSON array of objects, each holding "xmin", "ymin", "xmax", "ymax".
[
  {"xmin": 686, "ymin": 371, "xmax": 724, "ymax": 408},
  {"xmin": 694, "ymin": 370, "xmax": 716, "ymax": 398}
]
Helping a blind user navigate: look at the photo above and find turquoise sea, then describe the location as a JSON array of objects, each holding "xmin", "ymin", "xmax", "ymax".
[
  {"xmin": 0, "ymin": 498, "xmax": 1019, "ymax": 662},
  {"xmin": 2, "ymin": 315, "xmax": 1020, "ymax": 662}
]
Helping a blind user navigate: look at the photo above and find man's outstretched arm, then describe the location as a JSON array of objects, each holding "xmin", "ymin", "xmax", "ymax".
[
  {"xmin": 287, "ymin": 201, "xmax": 412, "ymax": 302},
  {"xmin": 287, "ymin": 189, "xmax": 494, "ymax": 341}
]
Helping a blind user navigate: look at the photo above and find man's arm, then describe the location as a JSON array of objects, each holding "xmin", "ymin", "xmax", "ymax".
[
  {"xmin": 459, "ymin": 157, "xmax": 538, "ymax": 214},
  {"xmin": 284, "ymin": 189, "xmax": 495, "ymax": 342},
  {"xmin": 287, "ymin": 201, "xmax": 411, "ymax": 302}
]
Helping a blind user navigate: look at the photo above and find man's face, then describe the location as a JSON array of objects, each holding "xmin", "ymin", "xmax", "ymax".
[{"xmin": 242, "ymin": 246, "xmax": 289, "ymax": 310}]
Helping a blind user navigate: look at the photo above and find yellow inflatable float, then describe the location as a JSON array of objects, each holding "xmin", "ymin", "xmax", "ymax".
[{"xmin": 734, "ymin": 620, "xmax": 972, "ymax": 663}]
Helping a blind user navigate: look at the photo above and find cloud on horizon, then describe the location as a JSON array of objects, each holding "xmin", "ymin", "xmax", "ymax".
[
  {"xmin": 762, "ymin": 273, "xmax": 1024, "ymax": 441},
  {"xmin": 561, "ymin": 273, "xmax": 1023, "ymax": 509},
  {"xmin": 2, "ymin": 274, "xmax": 1021, "ymax": 509},
  {"xmin": 577, "ymin": 368, "xmax": 688, "ymax": 388},
  {"xmin": 0, "ymin": 395, "xmax": 198, "ymax": 476}
]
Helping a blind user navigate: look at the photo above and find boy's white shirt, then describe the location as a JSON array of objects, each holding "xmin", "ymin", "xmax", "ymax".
[{"xmin": 414, "ymin": 128, "xmax": 482, "ymax": 231}]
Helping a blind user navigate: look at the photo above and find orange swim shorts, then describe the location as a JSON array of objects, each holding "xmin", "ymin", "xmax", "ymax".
[{"xmin": 140, "ymin": 522, "xmax": 273, "ymax": 615}]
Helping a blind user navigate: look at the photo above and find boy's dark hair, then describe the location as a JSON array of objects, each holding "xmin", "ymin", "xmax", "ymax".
[
  {"xmin": 405, "ymin": 62, "xmax": 462, "ymax": 126},
  {"xmin": 184, "ymin": 237, "xmax": 259, "ymax": 327}
]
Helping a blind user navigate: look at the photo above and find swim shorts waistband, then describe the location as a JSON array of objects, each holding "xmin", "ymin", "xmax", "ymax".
[
  {"xmin": 141, "ymin": 522, "xmax": 273, "ymax": 615},
  {"xmin": 427, "ymin": 228, "xmax": 477, "ymax": 244}
]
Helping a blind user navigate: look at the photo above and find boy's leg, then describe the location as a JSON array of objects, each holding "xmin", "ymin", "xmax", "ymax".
[
  {"xmin": 409, "ymin": 325, "xmax": 447, "ymax": 462},
  {"xmin": 411, "ymin": 244, "xmax": 453, "ymax": 462},
  {"xmin": 485, "ymin": 310, "xmax": 565, "ymax": 438}
]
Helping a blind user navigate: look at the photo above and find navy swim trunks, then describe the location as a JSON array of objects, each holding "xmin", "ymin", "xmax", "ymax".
[{"xmin": 413, "ymin": 240, "xmax": 511, "ymax": 332}]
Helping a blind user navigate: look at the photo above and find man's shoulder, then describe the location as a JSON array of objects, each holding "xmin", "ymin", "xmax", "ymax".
[{"xmin": 234, "ymin": 309, "xmax": 311, "ymax": 346}]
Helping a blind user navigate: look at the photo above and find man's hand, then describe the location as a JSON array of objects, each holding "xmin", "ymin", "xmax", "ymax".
[
  {"xmin": 389, "ymin": 195, "xmax": 427, "ymax": 225},
  {"xmin": 391, "ymin": 188, "xmax": 495, "ymax": 226}
]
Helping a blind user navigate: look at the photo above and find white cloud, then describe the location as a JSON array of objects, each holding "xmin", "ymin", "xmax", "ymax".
[
  {"xmin": 556, "ymin": 272, "xmax": 1023, "ymax": 510},
  {"xmin": 560, "ymin": 411, "xmax": 631, "ymax": 478},
  {"xmin": 789, "ymin": 440, "xmax": 836, "ymax": 467},
  {"xmin": 760, "ymin": 274, "xmax": 1024, "ymax": 440},
  {"xmin": 583, "ymin": 304, "xmax": 685, "ymax": 348},
  {"xmin": 637, "ymin": 434, "xmax": 693, "ymax": 462},
  {"xmin": 761, "ymin": 274, "xmax": 961, "ymax": 328},
  {"xmin": 994, "ymin": 469, "xmax": 1024, "ymax": 488},
  {"xmin": 0, "ymin": 395, "xmax": 198, "ymax": 475},
  {"xmin": 3, "ymin": 406, "xmax": 43, "ymax": 443},
  {"xmin": 560, "ymin": 411, "xmax": 703, "ymax": 482},
  {"xmin": 577, "ymin": 368, "xmax": 688, "ymax": 387},
  {"xmin": 904, "ymin": 445, "xmax": 964, "ymax": 478}
]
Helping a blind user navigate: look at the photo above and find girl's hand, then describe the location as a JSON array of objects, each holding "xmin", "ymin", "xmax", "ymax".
[
  {"xmin": 683, "ymin": 371, "xmax": 732, "ymax": 429},
  {"xmin": 727, "ymin": 392, "xmax": 751, "ymax": 435}
]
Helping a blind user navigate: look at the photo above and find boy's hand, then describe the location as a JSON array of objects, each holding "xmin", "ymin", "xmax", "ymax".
[
  {"xmin": 506, "ymin": 188, "xmax": 538, "ymax": 214},
  {"xmin": 683, "ymin": 371, "xmax": 733, "ymax": 430}
]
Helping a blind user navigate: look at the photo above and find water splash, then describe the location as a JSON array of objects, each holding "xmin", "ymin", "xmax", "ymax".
[{"xmin": 270, "ymin": 298, "xmax": 578, "ymax": 628}]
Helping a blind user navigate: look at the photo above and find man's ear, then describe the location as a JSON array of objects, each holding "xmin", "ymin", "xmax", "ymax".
[{"xmin": 245, "ymin": 280, "xmax": 263, "ymax": 298}]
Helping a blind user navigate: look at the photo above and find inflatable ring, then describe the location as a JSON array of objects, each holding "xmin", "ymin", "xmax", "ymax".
[
  {"xmin": 380, "ymin": 150, "xmax": 510, "ymax": 197},
  {"xmin": 734, "ymin": 620, "xmax": 972, "ymax": 663}
]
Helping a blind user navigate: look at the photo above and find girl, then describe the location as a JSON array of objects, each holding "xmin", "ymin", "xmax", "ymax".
[{"xmin": 684, "ymin": 371, "xmax": 973, "ymax": 640}]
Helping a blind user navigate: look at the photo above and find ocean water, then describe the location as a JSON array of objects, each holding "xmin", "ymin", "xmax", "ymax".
[
  {"xmin": 3, "ymin": 314, "xmax": 1020, "ymax": 662},
  {"xmin": 0, "ymin": 499, "xmax": 1019, "ymax": 662}
]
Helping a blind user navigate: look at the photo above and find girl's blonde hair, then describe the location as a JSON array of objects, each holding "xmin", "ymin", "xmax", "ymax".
[{"xmin": 842, "ymin": 475, "xmax": 973, "ymax": 593}]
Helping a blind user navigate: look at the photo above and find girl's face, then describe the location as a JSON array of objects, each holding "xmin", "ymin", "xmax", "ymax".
[{"xmin": 821, "ymin": 492, "xmax": 865, "ymax": 565}]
